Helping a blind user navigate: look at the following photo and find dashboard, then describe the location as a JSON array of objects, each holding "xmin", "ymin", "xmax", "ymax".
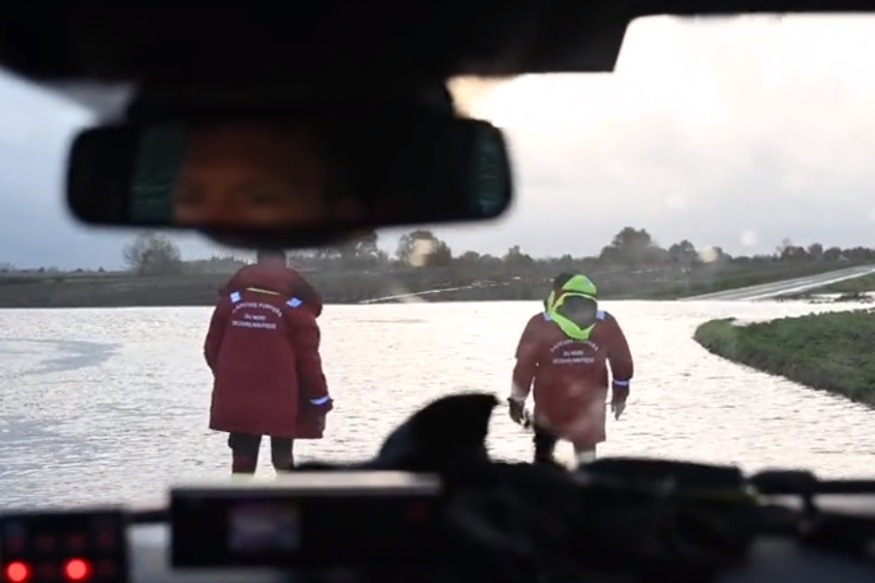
[
  {"xmin": 5, "ymin": 516, "xmax": 873, "ymax": 583},
  {"xmin": 126, "ymin": 525, "xmax": 875, "ymax": 583},
  {"xmin": 2, "ymin": 472, "xmax": 874, "ymax": 583}
]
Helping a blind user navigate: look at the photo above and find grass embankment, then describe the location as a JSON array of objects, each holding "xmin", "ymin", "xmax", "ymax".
[{"xmin": 694, "ymin": 310, "xmax": 875, "ymax": 406}]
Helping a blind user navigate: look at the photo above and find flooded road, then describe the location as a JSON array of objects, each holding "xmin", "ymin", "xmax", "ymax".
[
  {"xmin": 683, "ymin": 264, "xmax": 875, "ymax": 301},
  {"xmin": 1, "ymin": 300, "xmax": 873, "ymax": 509}
]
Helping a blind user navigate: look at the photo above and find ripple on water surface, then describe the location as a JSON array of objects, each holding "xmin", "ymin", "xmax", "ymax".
[{"xmin": 0, "ymin": 300, "xmax": 872, "ymax": 508}]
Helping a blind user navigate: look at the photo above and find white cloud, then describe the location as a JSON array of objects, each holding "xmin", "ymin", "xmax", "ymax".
[
  {"xmin": 437, "ymin": 14, "xmax": 875, "ymax": 258},
  {"xmin": 665, "ymin": 193, "xmax": 687, "ymax": 210}
]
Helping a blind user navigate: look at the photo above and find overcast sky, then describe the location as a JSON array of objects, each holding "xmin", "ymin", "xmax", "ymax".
[{"xmin": 2, "ymin": 14, "xmax": 875, "ymax": 269}]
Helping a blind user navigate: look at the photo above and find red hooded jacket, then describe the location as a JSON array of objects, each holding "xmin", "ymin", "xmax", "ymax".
[
  {"xmin": 511, "ymin": 308, "xmax": 633, "ymax": 450},
  {"xmin": 205, "ymin": 268, "xmax": 331, "ymax": 438}
]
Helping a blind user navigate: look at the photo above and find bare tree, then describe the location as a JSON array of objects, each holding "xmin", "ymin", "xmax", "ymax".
[
  {"xmin": 123, "ymin": 232, "xmax": 184, "ymax": 276},
  {"xmin": 396, "ymin": 230, "xmax": 453, "ymax": 267}
]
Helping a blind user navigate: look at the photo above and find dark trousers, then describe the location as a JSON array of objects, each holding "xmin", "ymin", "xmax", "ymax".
[
  {"xmin": 228, "ymin": 432, "xmax": 295, "ymax": 474},
  {"xmin": 532, "ymin": 424, "xmax": 558, "ymax": 464}
]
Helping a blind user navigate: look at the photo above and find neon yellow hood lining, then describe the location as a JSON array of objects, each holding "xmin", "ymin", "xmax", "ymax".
[{"xmin": 547, "ymin": 274, "xmax": 599, "ymax": 340}]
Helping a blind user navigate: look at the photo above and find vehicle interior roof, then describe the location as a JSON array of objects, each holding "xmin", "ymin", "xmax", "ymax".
[{"xmin": 0, "ymin": 1, "xmax": 870, "ymax": 115}]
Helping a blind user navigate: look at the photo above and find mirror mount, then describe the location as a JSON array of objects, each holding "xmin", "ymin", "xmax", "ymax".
[{"xmin": 201, "ymin": 225, "xmax": 375, "ymax": 252}]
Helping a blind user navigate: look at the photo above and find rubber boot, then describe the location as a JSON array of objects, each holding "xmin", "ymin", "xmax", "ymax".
[
  {"xmin": 231, "ymin": 453, "xmax": 258, "ymax": 480},
  {"xmin": 272, "ymin": 453, "xmax": 295, "ymax": 477}
]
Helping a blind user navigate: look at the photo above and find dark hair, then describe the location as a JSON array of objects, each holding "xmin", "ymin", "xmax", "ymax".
[
  {"xmin": 256, "ymin": 249, "xmax": 287, "ymax": 262},
  {"xmin": 552, "ymin": 272, "xmax": 575, "ymax": 290}
]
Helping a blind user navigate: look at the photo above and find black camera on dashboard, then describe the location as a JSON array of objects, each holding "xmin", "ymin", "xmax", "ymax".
[{"xmin": 169, "ymin": 471, "xmax": 443, "ymax": 569}]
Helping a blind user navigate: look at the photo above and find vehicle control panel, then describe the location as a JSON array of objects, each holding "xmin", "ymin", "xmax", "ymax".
[
  {"xmin": 0, "ymin": 509, "xmax": 128, "ymax": 583},
  {"xmin": 171, "ymin": 471, "xmax": 443, "ymax": 569}
]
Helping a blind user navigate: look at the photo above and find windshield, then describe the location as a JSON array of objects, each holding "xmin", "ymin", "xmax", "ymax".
[{"xmin": 1, "ymin": 14, "xmax": 875, "ymax": 509}]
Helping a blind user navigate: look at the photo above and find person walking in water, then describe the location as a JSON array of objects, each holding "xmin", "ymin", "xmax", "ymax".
[
  {"xmin": 508, "ymin": 273, "xmax": 633, "ymax": 465},
  {"xmin": 204, "ymin": 248, "xmax": 333, "ymax": 475}
]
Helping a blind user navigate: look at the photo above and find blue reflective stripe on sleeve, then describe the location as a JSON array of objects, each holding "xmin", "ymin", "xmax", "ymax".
[
  {"xmin": 287, "ymin": 297, "xmax": 303, "ymax": 308},
  {"xmin": 310, "ymin": 396, "xmax": 330, "ymax": 405},
  {"xmin": 612, "ymin": 380, "xmax": 630, "ymax": 387},
  {"xmin": 230, "ymin": 291, "xmax": 241, "ymax": 303}
]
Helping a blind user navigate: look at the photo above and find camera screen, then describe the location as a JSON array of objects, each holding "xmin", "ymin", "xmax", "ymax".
[{"xmin": 227, "ymin": 502, "xmax": 300, "ymax": 555}]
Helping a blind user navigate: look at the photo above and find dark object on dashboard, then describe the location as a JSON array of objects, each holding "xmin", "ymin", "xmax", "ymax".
[
  {"xmin": 585, "ymin": 458, "xmax": 747, "ymax": 491},
  {"xmin": 370, "ymin": 393, "xmax": 498, "ymax": 472},
  {"xmin": 170, "ymin": 471, "xmax": 442, "ymax": 570},
  {"xmin": 309, "ymin": 393, "xmax": 874, "ymax": 581},
  {"xmin": 66, "ymin": 102, "xmax": 513, "ymax": 248},
  {"xmin": 363, "ymin": 393, "xmax": 758, "ymax": 582},
  {"xmin": 751, "ymin": 469, "xmax": 875, "ymax": 496},
  {"xmin": 572, "ymin": 463, "xmax": 758, "ymax": 582}
]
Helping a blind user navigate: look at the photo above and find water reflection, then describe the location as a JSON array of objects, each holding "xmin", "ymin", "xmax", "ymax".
[{"xmin": 0, "ymin": 300, "xmax": 871, "ymax": 508}]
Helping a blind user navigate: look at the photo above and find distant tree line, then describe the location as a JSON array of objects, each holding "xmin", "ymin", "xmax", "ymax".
[
  {"xmin": 297, "ymin": 227, "xmax": 874, "ymax": 272},
  {"xmin": 3, "ymin": 228, "xmax": 872, "ymax": 278}
]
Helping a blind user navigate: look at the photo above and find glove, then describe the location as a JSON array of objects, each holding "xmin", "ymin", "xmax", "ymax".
[
  {"xmin": 313, "ymin": 399, "xmax": 333, "ymax": 430},
  {"xmin": 315, "ymin": 413, "xmax": 327, "ymax": 434},
  {"xmin": 298, "ymin": 397, "xmax": 333, "ymax": 438},
  {"xmin": 610, "ymin": 400, "xmax": 626, "ymax": 420},
  {"xmin": 507, "ymin": 397, "xmax": 525, "ymax": 425},
  {"xmin": 610, "ymin": 381, "xmax": 629, "ymax": 420}
]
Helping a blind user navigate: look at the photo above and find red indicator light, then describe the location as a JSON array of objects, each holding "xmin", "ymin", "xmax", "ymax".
[
  {"xmin": 63, "ymin": 559, "xmax": 91, "ymax": 582},
  {"xmin": 4, "ymin": 561, "xmax": 30, "ymax": 583}
]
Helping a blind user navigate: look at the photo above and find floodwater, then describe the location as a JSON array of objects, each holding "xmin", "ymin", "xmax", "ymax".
[{"xmin": 1, "ymin": 300, "xmax": 873, "ymax": 509}]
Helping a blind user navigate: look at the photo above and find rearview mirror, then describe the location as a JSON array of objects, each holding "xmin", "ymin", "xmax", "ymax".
[{"xmin": 66, "ymin": 105, "xmax": 513, "ymax": 247}]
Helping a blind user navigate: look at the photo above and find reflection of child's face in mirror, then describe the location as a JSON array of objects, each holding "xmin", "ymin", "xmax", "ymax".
[{"xmin": 172, "ymin": 122, "xmax": 335, "ymax": 227}]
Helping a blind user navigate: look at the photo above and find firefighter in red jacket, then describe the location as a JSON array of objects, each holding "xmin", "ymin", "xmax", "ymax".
[
  {"xmin": 204, "ymin": 249, "xmax": 333, "ymax": 475},
  {"xmin": 508, "ymin": 273, "xmax": 633, "ymax": 464}
]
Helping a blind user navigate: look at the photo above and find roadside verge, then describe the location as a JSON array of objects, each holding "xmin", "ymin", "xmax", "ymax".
[{"xmin": 693, "ymin": 310, "xmax": 875, "ymax": 407}]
